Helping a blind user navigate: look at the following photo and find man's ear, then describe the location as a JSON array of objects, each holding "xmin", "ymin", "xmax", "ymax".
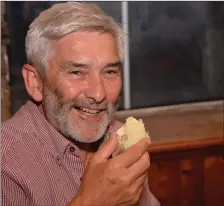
[{"xmin": 22, "ymin": 64, "xmax": 43, "ymax": 102}]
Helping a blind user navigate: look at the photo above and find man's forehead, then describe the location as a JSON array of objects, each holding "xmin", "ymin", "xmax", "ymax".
[
  {"xmin": 53, "ymin": 32, "xmax": 118, "ymax": 57},
  {"xmin": 56, "ymin": 31, "xmax": 116, "ymax": 47}
]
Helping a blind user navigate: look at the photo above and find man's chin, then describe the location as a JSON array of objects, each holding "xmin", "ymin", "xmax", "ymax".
[
  {"xmin": 66, "ymin": 123, "xmax": 109, "ymax": 143},
  {"xmin": 67, "ymin": 113, "xmax": 111, "ymax": 143},
  {"xmin": 71, "ymin": 132, "xmax": 105, "ymax": 143}
]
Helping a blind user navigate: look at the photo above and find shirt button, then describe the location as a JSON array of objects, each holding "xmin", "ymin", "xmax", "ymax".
[
  {"xmin": 56, "ymin": 156, "xmax": 62, "ymax": 166},
  {"xmin": 69, "ymin": 146, "xmax": 75, "ymax": 153}
]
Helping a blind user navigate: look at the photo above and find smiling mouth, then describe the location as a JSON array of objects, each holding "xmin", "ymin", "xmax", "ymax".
[{"xmin": 74, "ymin": 106, "xmax": 105, "ymax": 116}]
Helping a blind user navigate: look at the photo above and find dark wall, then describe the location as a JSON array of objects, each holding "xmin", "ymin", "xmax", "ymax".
[
  {"xmin": 128, "ymin": 2, "xmax": 224, "ymax": 108},
  {"xmin": 5, "ymin": 1, "xmax": 224, "ymax": 114}
]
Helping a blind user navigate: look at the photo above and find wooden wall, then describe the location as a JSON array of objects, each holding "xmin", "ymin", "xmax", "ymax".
[
  {"xmin": 1, "ymin": 2, "xmax": 11, "ymax": 121},
  {"xmin": 115, "ymin": 101, "xmax": 224, "ymax": 206},
  {"xmin": 148, "ymin": 139, "xmax": 224, "ymax": 206}
]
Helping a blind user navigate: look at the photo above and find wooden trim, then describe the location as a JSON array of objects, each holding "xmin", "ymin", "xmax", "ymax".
[
  {"xmin": 149, "ymin": 142, "xmax": 224, "ymax": 162},
  {"xmin": 148, "ymin": 137, "xmax": 224, "ymax": 153},
  {"xmin": 115, "ymin": 100, "xmax": 223, "ymax": 118}
]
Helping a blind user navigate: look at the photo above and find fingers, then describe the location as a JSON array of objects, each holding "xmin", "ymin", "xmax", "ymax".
[
  {"xmin": 110, "ymin": 137, "xmax": 150, "ymax": 168},
  {"xmin": 128, "ymin": 152, "xmax": 150, "ymax": 180},
  {"xmin": 135, "ymin": 173, "xmax": 147, "ymax": 190},
  {"xmin": 94, "ymin": 132, "xmax": 118, "ymax": 162},
  {"xmin": 84, "ymin": 152, "xmax": 94, "ymax": 169},
  {"xmin": 128, "ymin": 174, "xmax": 146, "ymax": 205},
  {"xmin": 131, "ymin": 186, "xmax": 143, "ymax": 206}
]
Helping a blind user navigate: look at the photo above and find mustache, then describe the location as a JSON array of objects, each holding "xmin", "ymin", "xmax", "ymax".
[{"xmin": 68, "ymin": 99, "xmax": 109, "ymax": 110}]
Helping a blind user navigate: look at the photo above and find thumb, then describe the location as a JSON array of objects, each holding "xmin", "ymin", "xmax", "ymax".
[{"xmin": 94, "ymin": 132, "xmax": 118, "ymax": 162}]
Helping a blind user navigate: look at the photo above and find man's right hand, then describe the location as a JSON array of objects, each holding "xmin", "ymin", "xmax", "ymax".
[{"xmin": 69, "ymin": 132, "xmax": 150, "ymax": 206}]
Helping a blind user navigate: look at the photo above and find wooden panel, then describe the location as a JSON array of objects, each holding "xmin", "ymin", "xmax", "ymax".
[
  {"xmin": 1, "ymin": 2, "xmax": 11, "ymax": 121},
  {"xmin": 148, "ymin": 161, "xmax": 181, "ymax": 206},
  {"xmin": 204, "ymin": 156, "xmax": 224, "ymax": 206},
  {"xmin": 147, "ymin": 142, "xmax": 224, "ymax": 206},
  {"xmin": 180, "ymin": 159, "xmax": 204, "ymax": 206},
  {"xmin": 149, "ymin": 139, "xmax": 224, "ymax": 162}
]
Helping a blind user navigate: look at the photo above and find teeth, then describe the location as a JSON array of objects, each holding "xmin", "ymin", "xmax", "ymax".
[{"xmin": 80, "ymin": 107, "xmax": 100, "ymax": 115}]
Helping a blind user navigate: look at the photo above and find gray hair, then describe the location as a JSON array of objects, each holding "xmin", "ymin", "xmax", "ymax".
[{"xmin": 25, "ymin": 2, "xmax": 124, "ymax": 74}]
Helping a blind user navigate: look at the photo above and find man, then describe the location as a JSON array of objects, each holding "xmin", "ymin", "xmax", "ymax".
[{"xmin": 2, "ymin": 2, "xmax": 160, "ymax": 206}]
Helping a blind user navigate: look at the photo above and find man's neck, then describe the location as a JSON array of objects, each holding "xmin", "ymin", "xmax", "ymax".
[{"xmin": 37, "ymin": 102, "xmax": 45, "ymax": 115}]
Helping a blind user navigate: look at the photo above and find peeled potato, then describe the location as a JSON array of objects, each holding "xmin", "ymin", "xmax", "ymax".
[{"xmin": 116, "ymin": 117, "xmax": 149, "ymax": 152}]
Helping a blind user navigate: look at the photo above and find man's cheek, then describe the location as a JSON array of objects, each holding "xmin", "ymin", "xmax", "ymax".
[
  {"xmin": 55, "ymin": 81, "xmax": 81, "ymax": 98},
  {"xmin": 106, "ymin": 84, "xmax": 121, "ymax": 102}
]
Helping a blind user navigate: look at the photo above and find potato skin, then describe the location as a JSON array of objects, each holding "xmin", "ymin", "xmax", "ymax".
[{"xmin": 116, "ymin": 117, "xmax": 149, "ymax": 152}]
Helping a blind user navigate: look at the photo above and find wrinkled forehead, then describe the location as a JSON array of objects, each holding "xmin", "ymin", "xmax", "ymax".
[{"xmin": 52, "ymin": 31, "xmax": 120, "ymax": 64}]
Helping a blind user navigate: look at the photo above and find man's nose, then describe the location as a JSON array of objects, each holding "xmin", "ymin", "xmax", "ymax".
[{"xmin": 84, "ymin": 77, "xmax": 106, "ymax": 103}]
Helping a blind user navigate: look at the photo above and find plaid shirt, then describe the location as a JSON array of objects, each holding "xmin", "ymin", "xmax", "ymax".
[{"xmin": 2, "ymin": 100, "xmax": 160, "ymax": 206}]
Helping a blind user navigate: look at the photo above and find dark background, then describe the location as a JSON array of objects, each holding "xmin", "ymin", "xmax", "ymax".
[{"xmin": 5, "ymin": 1, "xmax": 224, "ymax": 114}]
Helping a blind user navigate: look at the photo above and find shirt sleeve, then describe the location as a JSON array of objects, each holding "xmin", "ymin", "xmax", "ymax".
[
  {"xmin": 2, "ymin": 167, "xmax": 28, "ymax": 206},
  {"xmin": 137, "ymin": 176, "xmax": 161, "ymax": 206}
]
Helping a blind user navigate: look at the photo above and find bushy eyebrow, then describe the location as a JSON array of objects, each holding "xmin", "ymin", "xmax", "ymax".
[
  {"xmin": 61, "ymin": 60, "xmax": 123, "ymax": 70},
  {"xmin": 105, "ymin": 61, "xmax": 122, "ymax": 69},
  {"xmin": 61, "ymin": 61, "xmax": 89, "ymax": 69}
]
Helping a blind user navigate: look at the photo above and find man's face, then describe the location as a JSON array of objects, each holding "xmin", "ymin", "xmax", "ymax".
[{"xmin": 42, "ymin": 31, "xmax": 122, "ymax": 143}]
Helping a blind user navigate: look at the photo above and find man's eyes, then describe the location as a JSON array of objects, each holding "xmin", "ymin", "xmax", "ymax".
[
  {"xmin": 106, "ymin": 70, "xmax": 118, "ymax": 74},
  {"xmin": 66, "ymin": 69, "xmax": 120, "ymax": 77},
  {"xmin": 69, "ymin": 70, "xmax": 83, "ymax": 75},
  {"xmin": 104, "ymin": 69, "xmax": 120, "ymax": 76}
]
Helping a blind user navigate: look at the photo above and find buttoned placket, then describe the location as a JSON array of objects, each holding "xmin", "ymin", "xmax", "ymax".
[
  {"xmin": 56, "ymin": 144, "xmax": 78, "ymax": 166},
  {"xmin": 65, "ymin": 144, "xmax": 81, "ymax": 157},
  {"xmin": 56, "ymin": 155, "xmax": 63, "ymax": 166}
]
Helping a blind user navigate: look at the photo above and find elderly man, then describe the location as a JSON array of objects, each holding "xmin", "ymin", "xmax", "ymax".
[{"xmin": 2, "ymin": 2, "xmax": 160, "ymax": 206}]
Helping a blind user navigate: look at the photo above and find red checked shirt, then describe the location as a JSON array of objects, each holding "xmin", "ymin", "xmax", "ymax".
[{"xmin": 2, "ymin": 100, "xmax": 160, "ymax": 206}]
